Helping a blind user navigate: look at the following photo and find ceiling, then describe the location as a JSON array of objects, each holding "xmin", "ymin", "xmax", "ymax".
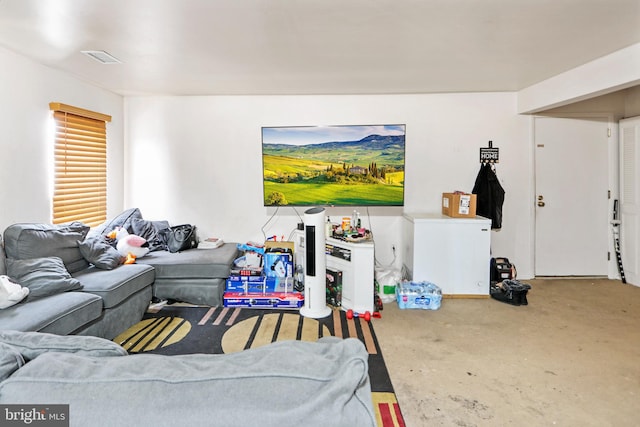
[{"xmin": 0, "ymin": 0, "xmax": 639, "ymax": 97}]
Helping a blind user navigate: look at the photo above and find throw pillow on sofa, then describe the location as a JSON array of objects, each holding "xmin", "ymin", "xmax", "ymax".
[
  {"xmin": 78, "ymin": 236, "xmax": 123, "ymax": 270},
  {"xmin": 90, "ymin": 208, "xmax": 143, "ymax": 237},
  {"xmin": 5, "ymin": 257, "xmax": 82, "ymax": 300},
  {"xmin": 3, "ymin": 222, "xmax": 90, "ymax": 273},
  {"xmin": 0, "ymin": 330, "xmax": 128, "ymax": 361}
]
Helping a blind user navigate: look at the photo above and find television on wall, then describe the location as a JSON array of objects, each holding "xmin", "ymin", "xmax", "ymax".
[{"xmin": 262, "ymin": 124, "xmax": 406, "ymax": 207}]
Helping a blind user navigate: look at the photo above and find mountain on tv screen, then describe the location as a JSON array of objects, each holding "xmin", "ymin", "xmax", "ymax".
[{"xmin": 262, "ymin": 124, "xmax": 406, "ymax": 207}]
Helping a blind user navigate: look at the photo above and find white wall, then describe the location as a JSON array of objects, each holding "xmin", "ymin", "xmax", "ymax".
[
  {"xmin": 625, "ymin": 86, "xmax": 640, "ymax": 117},
  {"xmin": 125, "ymin": 94, "xmax": 533, "ymax": 277},
  {"xmin": 1, "ymin": 41, "xmax": 631, "ymax": 282},
  {"xmin": 518, "ymin": 43, "xmax": 640, "ymax": 114},
  {"xmin": 9, "ymin": 41, "xmax": 626, "ymax": 281},
  {"xmin": 543, "ymin": 91, "xmax": 627, "ymax": 119},
  {"xmin": 0, "ymin": 46, "xmax": 125, "ymax": 231}
]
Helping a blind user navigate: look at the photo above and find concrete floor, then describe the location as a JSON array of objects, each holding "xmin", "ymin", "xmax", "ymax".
[{"xmin": 373, "ymin": 278, "xmax": 640, "ymax": 426}]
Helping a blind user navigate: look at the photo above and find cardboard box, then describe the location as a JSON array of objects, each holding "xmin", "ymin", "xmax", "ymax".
[
  {"xmin": 227, "ymin": 274, "xmax": 267, "ymax": 282},
  {"xmin": 442, "ymin": 192, "xmax": 477, "ymax": 218},
  {"xmin": 326, "ymin": 267, "xmax": 343, "ymax": 308},
  {"xmin": 264, "ymin": 241, "xmax": 294, "ymax": 253},
  {"xmin": 263, "ymin": 242, "xmax": 294, "ymax": 279},
  {"xmin": 225, "ymin": 276, "xmax": 294, "ymax": 293},
  {"xmin": 229, "ymin": 267, "xmax": 263, "ymax": 277},
  {"xmin": 223, "ymin": 291, "xmax": 304, "ymax": 309},
  {"xmin": 263, "ymin": 252, "xmax": 293, "ymax": 278}
]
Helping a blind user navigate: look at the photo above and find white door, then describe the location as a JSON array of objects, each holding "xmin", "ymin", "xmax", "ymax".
[
  {"xmin": 619, "ymin": 117, "xmax": 640, "ymax": 286},
  {"xmin": 534, "ymin": 116, "xmax": 610, "ymax": 276}
]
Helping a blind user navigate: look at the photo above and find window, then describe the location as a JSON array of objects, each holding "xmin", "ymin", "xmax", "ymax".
[{"xmin": 49, "ymin": 103, "xmax": 111, "ymax": 227}]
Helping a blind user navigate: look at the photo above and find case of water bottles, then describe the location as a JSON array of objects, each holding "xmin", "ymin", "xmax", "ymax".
[{"xmin": 396, "ymin": 281, "xmax": 442, "ymax": 310}]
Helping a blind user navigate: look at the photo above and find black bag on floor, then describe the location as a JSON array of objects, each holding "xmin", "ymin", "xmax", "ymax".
[
  {"xmin": 490, "ymin": 257, "xmax": 515, "ymax": 283},
  {"xmin": 490, "ymin": 279, "xmax": 530, "ymax": 306},
  {"xmin": 160, "ymin": 224, "xmax": 199, "ymax": 253}
]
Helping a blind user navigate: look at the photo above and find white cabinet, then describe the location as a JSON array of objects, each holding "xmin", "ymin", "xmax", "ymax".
[
  {"xmin": 325, "ymin": 237, "xmax": 375, "ymax": 313},
  {"xmin": 402, "ymin": 213, "xmax": 491, "ymax": 297},
  {"xmin": 293, "ymin": 231, "xmax": 375, "ymax": 313}
]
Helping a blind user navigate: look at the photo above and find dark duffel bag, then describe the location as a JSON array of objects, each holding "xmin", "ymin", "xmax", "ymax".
[
  {"xmin": 160, "ymin": 224, "xmax": 199, "ymax": 253},
  {"xmin": 490, "ymin": 279, "xmax": 530, "ymax": 306}
]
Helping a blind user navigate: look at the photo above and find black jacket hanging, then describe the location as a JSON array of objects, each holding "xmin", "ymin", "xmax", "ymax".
[{"xmin": 472, "ymin": 163, "xmax": 505, "ymax": 229}]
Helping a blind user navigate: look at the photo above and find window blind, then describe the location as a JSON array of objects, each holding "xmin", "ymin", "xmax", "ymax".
[{"xmin": 49, "ymin": 103, "xmax": 111, "ymax": 227}]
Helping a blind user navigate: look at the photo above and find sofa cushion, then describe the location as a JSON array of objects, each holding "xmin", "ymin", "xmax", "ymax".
[
  {"xmin": 0, "ymin": 338, "xmax": 376, "ymax": 427},
  {"xmin": 153, "ymin": 278, "xmax": 225, "ymax": 306},
  {"xmin": 78, "ymin": 285, "xmax": 152, "ymax": 340},
  {"xmin": 3, "ymin": 222, "xmax": 90, "ymax": 273},
  {"xmin": 0, "ymin": 291, "xmax": 102, "ymax": 334},
  {"xmin": 0, "ymin": 342, "xmax": 24, "ymax": 382},
  {"xmin": 78, "ymin": 236, "xmax": 123, "ymax": 270},
  {"xmin": 137, "ymin": 243, "xmax": 238, "ymax": 279},
  {"xmin": 72, "ymin": 264, "xmax": 155, "ymax": 309},
  {"xmin": 6, "ymin": 257, "xmax": 83, "ymax": 300},
  {"xmin": 131, "ymin": 218, "xmax": 169, "ymax": 252},
  {"xmin": 0, "ymin": 330, "xmax": 127, "ymax": 360},
  {"xmin": 90, "ymin": 208, "xmax": 143, "ymax": 237}
]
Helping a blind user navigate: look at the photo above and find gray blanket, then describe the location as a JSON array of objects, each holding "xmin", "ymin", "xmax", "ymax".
[{"xmin": 0, "ymin": 337, "xmax": 375, "ymax": 427}]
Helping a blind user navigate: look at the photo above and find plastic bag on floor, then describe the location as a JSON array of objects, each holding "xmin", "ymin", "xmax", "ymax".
[{"xmin": 375, "ymin": 266, "xmax": 402, "ymax": 303}]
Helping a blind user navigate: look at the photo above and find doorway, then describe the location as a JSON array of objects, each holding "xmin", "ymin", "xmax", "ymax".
[
  {"xmin": 534, "ymin": 115, "xmax": 610, "ymax": 276},
  {"xmin": 619, "ymin": 116, "xmax": 640, "ymax": 286}
]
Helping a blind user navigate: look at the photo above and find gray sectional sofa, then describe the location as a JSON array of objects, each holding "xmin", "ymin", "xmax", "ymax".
[
  {"xmin": 0, "ymin": 212, "xmax": 377, "ymax": 427},
  {"xmin": 137, "ymin": 246, "xmax": 238, "ymax": 306},
  {"xmin": 0, "ymin": 209, "xmax": 239, "ymax": 339},
  {"xmin": 0, "ymin": 331, "xmax": 376, "ymax": 427}
]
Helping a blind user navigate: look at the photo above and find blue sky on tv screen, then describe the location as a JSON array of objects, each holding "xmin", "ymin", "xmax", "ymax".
[{"xmin": 262, "ymin": 124, "xmax": 405, "ymax": 146}]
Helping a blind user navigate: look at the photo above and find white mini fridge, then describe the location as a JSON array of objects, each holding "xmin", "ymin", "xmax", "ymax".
[{"xmin": 402, "ymin": 213, "xmax": 491, "ymax": 297}]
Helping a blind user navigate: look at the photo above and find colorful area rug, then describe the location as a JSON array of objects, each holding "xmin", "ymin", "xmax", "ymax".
[{"xmin": 115, "ymin": 305, "xmax": 405, "ymax": 427}]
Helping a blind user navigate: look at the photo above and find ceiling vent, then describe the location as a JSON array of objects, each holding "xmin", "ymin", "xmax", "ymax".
[{"xmin": 81, "ymin": 50, "xmax": 121, "ymax": 64}]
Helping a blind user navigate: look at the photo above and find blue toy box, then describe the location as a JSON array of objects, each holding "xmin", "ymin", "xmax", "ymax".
[
  {"xmin": 223, "ymin": 291, "xmax": 304, "ymax": 309},
  {"xmin": 263, "ymin": 252, "xmax": 293, "ymax": 278},
  {"xmin": 225, "ymin": 276, "xmax": 294, "ymax": 293}
]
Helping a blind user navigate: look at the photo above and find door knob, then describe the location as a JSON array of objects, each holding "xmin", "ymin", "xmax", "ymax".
[
  {"xmin": 537, "ymin": 195, "xmax": 545, "ymax": 207},
  {"xmin": 537, "ymin": 201, "xmax": 545, "ymax": 207}
]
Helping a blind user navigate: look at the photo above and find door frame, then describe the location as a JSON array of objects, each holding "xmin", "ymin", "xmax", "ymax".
[
  {"xmin": 529, "ymin": 112, "xmax": 619, "ymax": 278},
  {"xmin": 619, "ymin": 116, "xmax": 640, "ymax": 286}
]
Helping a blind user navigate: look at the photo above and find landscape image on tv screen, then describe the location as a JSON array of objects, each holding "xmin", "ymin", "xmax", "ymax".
[{"xmin": 262, "ymin": 124, "xmax": 406, "ymax": 206}]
